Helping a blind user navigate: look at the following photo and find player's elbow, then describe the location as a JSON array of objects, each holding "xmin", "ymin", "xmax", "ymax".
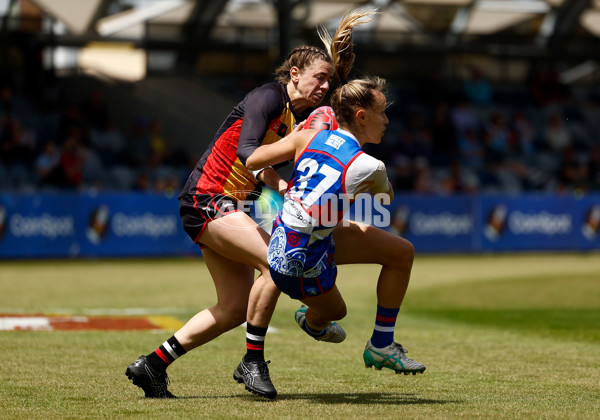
[{"xmin": 245, "ymin": 154, "xmax": 260, "ymax": 171}]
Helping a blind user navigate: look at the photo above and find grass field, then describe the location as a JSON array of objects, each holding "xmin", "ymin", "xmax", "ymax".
[{"xmin": 1, "ymin": 253, "xmax": 599, "ymax": 419}]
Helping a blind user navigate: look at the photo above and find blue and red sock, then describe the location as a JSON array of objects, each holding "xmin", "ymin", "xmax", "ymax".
[{"xmin": 370, "ymin": 305, "xmax": 399, "ymax": 348}]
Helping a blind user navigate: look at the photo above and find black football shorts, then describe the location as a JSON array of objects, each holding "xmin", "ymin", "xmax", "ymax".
[{"xmin": 179, "ymin": 193, "xmax": 240, "ymax": 247}]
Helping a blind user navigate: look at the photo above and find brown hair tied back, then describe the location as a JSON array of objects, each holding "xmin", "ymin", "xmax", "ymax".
[{"xmin": 274, "ymin": 45, "xmax": 331, "ymax": 83}]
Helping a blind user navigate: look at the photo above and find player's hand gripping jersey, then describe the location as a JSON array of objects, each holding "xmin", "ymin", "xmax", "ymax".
[{"xmin": 267, "ymin": 128, "xmax": 389, "ymax": 298}]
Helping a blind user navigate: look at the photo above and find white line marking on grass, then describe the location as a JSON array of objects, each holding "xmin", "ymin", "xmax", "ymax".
[
  {"xmin": 0, "ymin": 308, "xmax": 190, "ymax": 315},
  {"xmin": 0, "ymin": 310, "xmax": 281, "ymax": 333},
  {"xmin": 0, "ymin": 317, "xmax": 51, "ymax": 331}
]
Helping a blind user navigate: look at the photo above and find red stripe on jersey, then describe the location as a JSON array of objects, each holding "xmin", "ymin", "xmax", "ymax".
[
  {"xmin": 316, "ymin": 276, "xmax": 324, "ymax": 294},
  {"xmin": 342, "ymin": 150, "xmax": 364, "ymax": 197},
  {"xmin": 195, "ymin": 119, "xmax": 243, "ymax": 195},
  {"xmin": 155, "ymin": 348, "xmax": 172, "ymax": 364},
  {"xmin": 304, "ymin": 148, "xmax": 345, "ymax": 168},
  {"xmin": 294, "ymin": 130, "xmax": 321, "ymax": 165}
]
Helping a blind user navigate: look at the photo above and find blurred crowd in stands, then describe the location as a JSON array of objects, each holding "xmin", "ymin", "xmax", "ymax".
[
  {"xmin": 0, "ymin": 82, "xmax": 190, "ymax": 195},
  {"xmin": 367, "ymin": 67, "xmax": 600, "ymax": 195},
  {"xmin": 2, "ymin": 65, "xmax": 600, "ymax": 196}
]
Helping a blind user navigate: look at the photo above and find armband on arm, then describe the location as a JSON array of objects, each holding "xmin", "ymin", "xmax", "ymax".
[
  {"xmin": 254, "ymin": 167, "xmax": 287, "ymax": 196},
  {"xmin": 251, "ymin": 166, "xmax": 273, "ymax": 179}
]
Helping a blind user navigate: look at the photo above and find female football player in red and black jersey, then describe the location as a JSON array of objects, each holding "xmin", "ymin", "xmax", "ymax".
[{"xmin": 125, "ymin": 9, "xmax": 378, "ymax": 399}]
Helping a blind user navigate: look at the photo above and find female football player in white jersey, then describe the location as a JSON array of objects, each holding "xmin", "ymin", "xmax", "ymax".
[{"xmin": 243, "ymin": 75, "xmax": 426, "ymax": 396}]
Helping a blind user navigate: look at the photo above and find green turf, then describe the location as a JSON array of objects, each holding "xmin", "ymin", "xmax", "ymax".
[{"xmin": 1, "ymin": 253, "xmax": 599, "ymax": 419}]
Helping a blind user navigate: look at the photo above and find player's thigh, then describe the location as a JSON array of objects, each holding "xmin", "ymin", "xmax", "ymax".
[
  {"xmin": 333, "ymin": 220, "xmax": 414, "ymax": 265},
  {"xmin": 202, "ymin": 246, "xmax": 254, "ymax": 309},
  {"xmin": 199, "ymin": 211, "xmax": 271, "ymax": 272}
]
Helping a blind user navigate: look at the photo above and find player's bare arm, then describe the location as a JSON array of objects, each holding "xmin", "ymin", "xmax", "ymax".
[
  {"xmin": 255, "ymin": 167, "xmax": 288, "ymax": 196},
  {"xmin": 246, "ymin": 128, "xmax": 317, "ymax": 171}
]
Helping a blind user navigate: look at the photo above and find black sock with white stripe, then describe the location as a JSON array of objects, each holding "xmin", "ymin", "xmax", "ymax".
[
  {"xmin": 146, "ymin": 336, "xmax": 187, "ymax": 371},
  {"xmin": 245, "ymin": 323, "xmax": 267, "ymax": 362}
]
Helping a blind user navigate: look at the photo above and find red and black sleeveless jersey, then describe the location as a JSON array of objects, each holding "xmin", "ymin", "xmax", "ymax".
[{"xmin": 180, "ymin": 83, "xmax": 310, "ymax": 201}]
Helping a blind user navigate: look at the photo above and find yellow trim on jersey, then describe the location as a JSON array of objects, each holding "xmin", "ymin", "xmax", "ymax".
[{"xmin": 224, "ymin": 104, "xmax": 297, "ymax": 201}]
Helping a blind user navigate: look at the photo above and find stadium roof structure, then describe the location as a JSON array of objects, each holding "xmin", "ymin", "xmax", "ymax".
[{"xmin": 3, "ymin": 0, "xmax": 600, "ymax": 82}]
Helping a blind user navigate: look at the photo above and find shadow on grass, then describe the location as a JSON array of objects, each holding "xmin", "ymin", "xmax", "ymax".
[
  {"xmin": 180, "ymin": 392, "xmax": 459, "ymax": 405},
  {"xmin": 276, "ymin": 392, "xmax": 457, "ymax": 405}
]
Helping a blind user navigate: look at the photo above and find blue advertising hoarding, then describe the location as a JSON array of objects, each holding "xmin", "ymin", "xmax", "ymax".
[
  {"xmin": 387, "ymin": 195, "xmax": 475, "ymax": 252},
  {"xmin": 0, "ymin": 194, "xmax": 80, "ymax": 258},
  {"xmin": 0, "ymin": 192, "xmax": 598, "ymax": 259},
  {"xmin": 0, "ymin": 193, "xmax": 201, "ymax": 259},
  {"xmin": 477, "ymin": 194, "xmax": 600, "ymax": 251}
]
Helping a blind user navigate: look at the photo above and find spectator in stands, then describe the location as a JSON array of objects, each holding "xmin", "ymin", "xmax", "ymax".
[
  {"xmin": 484, "ymin": 112, "xmax": 509, "ymax": 158},
  {"xmin": 451, "ymin": 96, "xmax": 480, "ymax": 136},
  {"xmin": 457, "ymin": 127, "xmax": 484, "ymax": 172},
  {"xmin": 59, "ymin": 135, "xmax": 84, "ymax": 190},
  {"xmin": 1, "ymin": 117, "xmax": 36, "ymax": 190},
  {"xmin": 148, "ymin": 117, "xmax": 169, "ymax": 166},
  {"xmin": 430, "ymin": 100, "xmax": 458, "ymax": 167},
  {"xmin": 456, "ymin": 128, "xmax": 483, "ymax": 190},
  {"xmin": 90, "ymin": 119, "xmax": 126, "ymax": 167},
  {"xmin": 527, "ymin": 67, "xmax": 570, "ymax": 107},
  {"xmin": 132, "ymin": 171, "xmax": 151, "ymax": 192},
  {"xmin": 395, "ymin": 112, "xmax": 434, "ymax": 164},
  {"xmin": 587, "ymin": 145, "xmax": 600, "ymax": 191},
  {"xmin": 556, "ymin": 145, "xmax": 588, "ymax": 192},
  {"xmin": 390, "ymin": 155, "xmax": 415, "ymax": 192},
  {"xmin": 438, "ymin": 159, "xmax": 479, "ymax": 194},
  {"xmin": 58, "ymin": 105, "xmax": 89, "ymax": 147},
  {"xmin": 544, "ymin": 112, "xmax": 572, "ymax": 153},
  {"xmin": 413, "ymin": 157, "xmax": 435, "ymax": 194},
  {"xmin": 128, "ymin": 116, "xmax": 153, "ymax": 168},
  {"xmin": 463, "ymin": 67, "xmax": 492, "ymax": 106},
  {"xmin": 154, "ymin": 172, "xmax": 179, "ymax": 198},
  {"xmin": 80, "ymin": 88, "xmax": 109, "ymax": 132},
  {"xmin": 0, "ymin": 84, "xmax": 14, "ymax": 118},
  {"xmin": 35, "ymin": 141, "xmax": 65, "ymax": 189},
  {"xmin": 510, "ymin": 110, "xmax": 537, "ymax": 158}
]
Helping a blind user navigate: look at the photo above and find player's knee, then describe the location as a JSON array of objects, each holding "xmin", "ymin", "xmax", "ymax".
[
  {"xmin": 388, "ymin": 238, "xmax": 414, "ymax": 268},
  {"xmin": 229, "ymin": 310, "xmax": 248, "ymax": 328},
  {"xmin": 215, "ymin": 304, "xmax": 247, "ymax": 329},
  {"xmin": 330, "ymin": 302, "xmax": 347, "ymax": 321}
]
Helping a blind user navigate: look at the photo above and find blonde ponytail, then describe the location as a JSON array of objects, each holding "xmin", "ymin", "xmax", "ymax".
[{"xmin": 318, "ymin": 9, "xmax": 378, "ymax": 83}]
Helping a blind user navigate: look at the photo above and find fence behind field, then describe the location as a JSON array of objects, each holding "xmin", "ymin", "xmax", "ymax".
[{"xmin": 0, "ymin": 191, "xmax": 599, "ymax": 259}]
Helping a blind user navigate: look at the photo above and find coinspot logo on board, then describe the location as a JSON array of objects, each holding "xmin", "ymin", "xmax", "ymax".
[
  {"xmin": 484, "ymin": 203, "xmax": 508, "ymax": 241},
  {"xmin": 0, "ymin": 205, "xmax": 6, "ymax": 240},
  {"xmin": 582, "ymin": 204, "xmax": 600, "ymax": 240},
  {"xmin": 86, "ymin": 204, "xmax": 110, "ymax": 245},
  {"xmin": 485, "ymin": 202, "xmax": 574, "ymax": 241}
]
